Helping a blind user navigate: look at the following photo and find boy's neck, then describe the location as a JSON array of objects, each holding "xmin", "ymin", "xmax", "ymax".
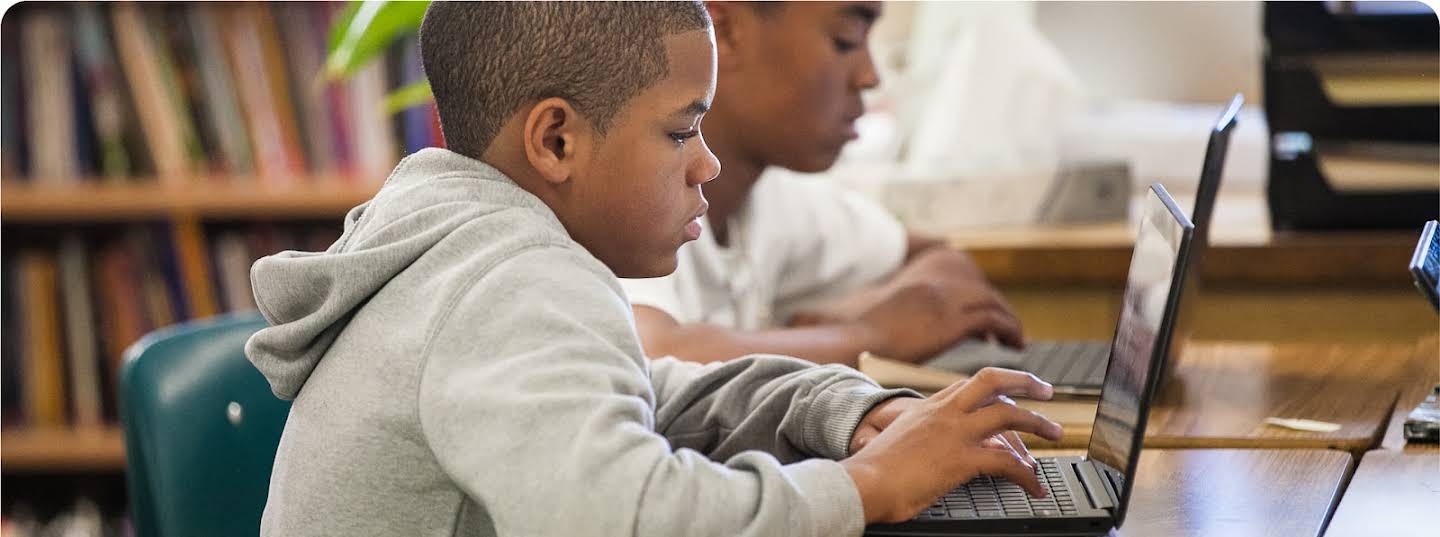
[{"xmin": 703, "ymin": 126, "xmax": 767, "ymax": 248}]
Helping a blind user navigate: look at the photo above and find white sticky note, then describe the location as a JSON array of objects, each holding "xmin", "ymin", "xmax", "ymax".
[{"xmin": 1264, "ymin": 417, "xmax": 1343, "ymax": 433}]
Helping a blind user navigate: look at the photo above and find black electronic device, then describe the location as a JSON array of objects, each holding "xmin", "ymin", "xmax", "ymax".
[{"xmin": 867, "ymin": 185, "xmax": 1195, "ymax": 537}]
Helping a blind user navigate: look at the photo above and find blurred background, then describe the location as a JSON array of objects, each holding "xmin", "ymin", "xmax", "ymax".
[{"xmin": 0, "ymin": 1, "xmax": 1436, "ymax": 535}]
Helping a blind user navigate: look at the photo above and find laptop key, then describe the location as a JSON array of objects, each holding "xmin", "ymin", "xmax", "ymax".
[
  {"xmin": 977, "ymin": 510, "xmax": 1005, "ymax": 518},
  {"xmin": 947, "ymin": 508, "xmax": 977, "ymax": 519},
  {"xmin": 1034, "ymin": 509, "xmax": 1060, "ymax": 517}
]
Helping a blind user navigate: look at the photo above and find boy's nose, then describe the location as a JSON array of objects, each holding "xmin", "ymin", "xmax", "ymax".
[
  {"xmin": 855, "ymin": 47, "xmax": 881, "ymax": 91},
  {"xmin": 690, "ymin": 139, "xmax": 722, "ymax": 186}
]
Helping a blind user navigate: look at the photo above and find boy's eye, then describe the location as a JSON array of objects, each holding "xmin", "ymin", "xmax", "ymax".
[
  {"xmin": 833, "ymin": 37, "xmax": 859, "ymax": 53},
  {"xmin": 670, "ymin": 130, "xmax": 700, "ymax": 145}
]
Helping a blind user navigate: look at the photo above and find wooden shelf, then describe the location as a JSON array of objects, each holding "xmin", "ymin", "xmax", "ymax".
[
  {"xmin": 1, "ymin": 427, "xmax": 126, "ymax": 472},
  {"xmin": 962, "ymin": 230, "xmax": 1419, "ymax": 287},
  {"xmin": 1, "ymin": 179, "xmax": 379, "ymax": 221}
]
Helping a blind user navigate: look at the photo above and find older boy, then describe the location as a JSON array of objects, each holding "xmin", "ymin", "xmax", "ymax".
[
  {"xmin": 624, "ymin": 2, "xmax": 1026, "ymax": 366},
  {"xmin": 246, "ymin": 3, "xmax": 1060, "ymax": 536}
]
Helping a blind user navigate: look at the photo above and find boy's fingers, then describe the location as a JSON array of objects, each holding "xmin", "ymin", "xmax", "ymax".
[
  {"xmin": 975, "ymin": 449, "xmax": 1047, "ymax": 498},
  {"xmin": 948, "ymin": 368, "xmax": 1055, "ymax": 410},
  {"xmin": 966, "ymin": 402, "xmax": 1063, "ymax": 442},
  {"xmin": 1004, "ymin": 431, "xmax": 1036, "ymax": 467},
  {"xmin": 980, "ymin": 436, "xmax": 1011, "ymax": 452},
  {"xmin": 985, "ymin": 433, "xmax": 1033, "ymax": 471},
  {"xmin": 959, "ymin": 307, "xmax": 1024, "ymax": 349}
]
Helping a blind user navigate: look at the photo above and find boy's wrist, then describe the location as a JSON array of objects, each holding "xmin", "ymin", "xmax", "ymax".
[
  {"xmin": 842, "ymin": 458, "xmax": 893, "ymax": 524},
  {"xmin": 842, "ymin": 318, "xmax": 886, "ymax": 358}
]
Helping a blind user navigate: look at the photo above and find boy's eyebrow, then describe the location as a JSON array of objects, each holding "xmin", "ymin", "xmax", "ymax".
[{"xmin": 672, "ymin": 99, "xmax": 711, "ymax": 118}]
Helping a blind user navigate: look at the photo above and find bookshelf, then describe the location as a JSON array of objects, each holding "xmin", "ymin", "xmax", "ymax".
[
  {"xmin": 2, "ymin": 181, "xmax": 378, "ymax": 221},
  {"xmin": 1, "ymin": 427, "xmax": 126, "ymax": 472},
  {"xmin": 2, "ymin": 1, "xmax": 433, "ymax": 530}
]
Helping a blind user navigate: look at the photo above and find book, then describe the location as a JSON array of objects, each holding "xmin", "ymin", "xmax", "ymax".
[
  {"xmin": 72, "ymin": 2, "xmax": 135, "ymax": 179},
  {"xmin": 111, "ymin": 3, "xmax": 191, "ymax": 182},
  {"xmin": 1, "ymin": 5, "xmax": 27, "ymax": 178},
  {"xmin": 93, "ymin": 240, "xmax": 148, "ymax": 417},
  {"xmin": 1, "ymin": 256, "xmax": 25, "ymax": 427},
  {"xmin": 144, "ymin": 5, "xmax": 209, "ymax": 177},
  {"xmin": 170, "ymin": 220, "xmax": 219, "ymax": 319},
  {"xmin": 274, "ymin": 2, "xmax": 338, "ymax": 177},
  {"xmin": 20, "ymin": 8, "xmax": 78, "ymax": 182},
  {"xmin": 349, "ymin": 62, "xmax": 397, "ymax": 184},
  {"xmin": 253, "ymin": 3, "xmax": 309, "ymax": 181},
  {"xmin": 18, "ymin": 250, "xmax": 68, "ymax": 428},
  {"xmin": 213, "ymin": 231, "xmax": 257, "ymax": 313},
  {"xmin": 126, "ymin": 229, "xmax": 177, "ymax": 331},
  {"xmin": 219, "ymin": 2, "xmax": 298, "ymax": 184},
  {"xmin": 185, "ymin": 3, "xmax": 254, "ymax": 177},
  {"xmin": 58, "ymin": 235, "xmax": 104, "ymax": 427}
]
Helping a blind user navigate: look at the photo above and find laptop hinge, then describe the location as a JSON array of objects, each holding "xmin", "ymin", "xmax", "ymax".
[{"xmin": 1074, "ymin": 461, "xmax": 1116, "ymax": 511}]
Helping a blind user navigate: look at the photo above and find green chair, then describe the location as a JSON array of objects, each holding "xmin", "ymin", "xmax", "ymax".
[{"xmin": 120, "ymin": 313, "xmax": 289, "ymax": 537}]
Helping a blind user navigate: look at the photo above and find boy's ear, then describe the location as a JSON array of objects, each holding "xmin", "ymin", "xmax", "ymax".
[
  {"xmin": 522, "ymin": 97, "xmax": 587, "ymax": 185},
  {"xmin": 706, "ymin": 1, "xmax": 746, "ymax": 72}
]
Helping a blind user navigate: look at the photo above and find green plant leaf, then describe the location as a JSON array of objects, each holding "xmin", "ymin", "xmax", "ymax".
[
  {"xmin": 383, "ymin": 80, "xmax": 434, "ymax": 115},
  {"xmin": 325, "ymin": 0, "xmax": 430, "ymax": 80}
]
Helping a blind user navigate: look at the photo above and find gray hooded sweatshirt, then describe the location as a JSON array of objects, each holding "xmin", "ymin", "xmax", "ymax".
[{"xmin": 245, "ymin": 148, "xmax": 916, "ymax": 537}]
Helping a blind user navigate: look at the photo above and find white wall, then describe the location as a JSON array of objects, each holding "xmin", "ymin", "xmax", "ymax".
[{"xmin": 1034, "ymin": 1, "xmax": 1264, "ymax": 104}]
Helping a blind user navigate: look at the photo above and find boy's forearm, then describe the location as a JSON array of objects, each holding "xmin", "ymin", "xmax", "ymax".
[{"xmin": 640, "ymin": 320, "xmax": 878, "ymax": 366}]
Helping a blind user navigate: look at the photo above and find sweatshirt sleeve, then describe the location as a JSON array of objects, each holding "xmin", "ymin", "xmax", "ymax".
[
  {"xmin": 650, "ymin": 356, "xmax": 920, "ymax": 462},
  {"xmin": 416, "ymin": 246, "xmax": 883, "ymax": 537}
]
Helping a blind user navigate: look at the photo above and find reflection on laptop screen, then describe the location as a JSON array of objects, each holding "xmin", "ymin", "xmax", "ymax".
[{"xmin": 1086, "ymin": 188, "xmax": 1189, "ymax": 498}]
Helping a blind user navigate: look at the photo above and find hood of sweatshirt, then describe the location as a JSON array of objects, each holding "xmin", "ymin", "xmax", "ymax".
[{"xmin": 244, "ymin": 148, "xmax": 566, "ymax": 399}]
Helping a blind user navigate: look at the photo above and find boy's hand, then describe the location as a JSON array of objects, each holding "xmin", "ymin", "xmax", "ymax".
[
  {"xmin": 850, "ymin": 397, "xmax": 1036, "ymax": 469},
  {"xmin": 851, "ymin": 278, "xmax": 1023, "ymax": 363},
  {"xmin": 841, "ymin": 368, "xmax": 1062, "ymax": 524}
]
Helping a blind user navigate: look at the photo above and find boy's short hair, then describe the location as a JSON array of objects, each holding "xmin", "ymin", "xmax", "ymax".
[{"xmin": 420, "ymin": 1, "xmax": 711, "ymax": 158}]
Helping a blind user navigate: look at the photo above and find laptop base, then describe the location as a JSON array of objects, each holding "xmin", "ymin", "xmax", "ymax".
[
  {"xmin": 926, "ymin": 341, "xmax": 1110, "ymax": 396},
  {"xmin": 866, "ymin": 456, "xmax": 1114, "ymax": 537}
]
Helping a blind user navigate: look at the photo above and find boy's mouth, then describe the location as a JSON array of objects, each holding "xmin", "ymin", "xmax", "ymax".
[
  {"xmin": 842, "ymin": 114, "xmax": 862, "ymax": 141},
  {"xmin": 683, "ymin": 203, "xmax": 707, "ymax": 241},
  {"xmin": 684, "ymin": 218, "xmax": 703, "ymax": 241}
]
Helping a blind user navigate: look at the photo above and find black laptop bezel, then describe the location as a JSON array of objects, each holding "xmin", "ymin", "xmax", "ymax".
[
  {"xmin": 1089, "ymin": 183, "xmax": 1195, "ymax": 528},
  {"xmin": 1190, "ymin": 93, "xmax": 1243, "ymax": 251},
  {"xmin": 1410, "ymin": 220, "xmax": 1440, "ymax": 310},
  {"xmin": 1161, "ymin": 93, "xmax": 1241, "ymax": 385}
]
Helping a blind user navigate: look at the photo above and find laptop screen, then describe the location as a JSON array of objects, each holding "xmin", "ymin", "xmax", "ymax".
[
  {"xmin": 1164, "ymin": 93, "xmax": 1241, "ymax": 380},
  {"xmin": 1191, "ymin": 93, "xmax": 1242, "ymax": 250},
  {"xmin": 1085, "ymin": 184, "xmax": 1194, "ymax": 523}
]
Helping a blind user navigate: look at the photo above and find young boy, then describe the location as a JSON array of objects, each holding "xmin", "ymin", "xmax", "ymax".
[
  {"xmin": 624, "ymin": 2, "xmax": 1028, "ymax": 366},
  {"xmin": 246, "ymin": 3, "xmax": 1061, "ymax": 536}
]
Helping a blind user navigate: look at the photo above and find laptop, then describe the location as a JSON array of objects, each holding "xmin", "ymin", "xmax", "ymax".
[
  {"xmin": 1411, "ymin": 220, "xmax": 1439, "ymax": 311},
  {"xmin": 867, "ymin": 184, "xmax": 1196, "ymax": 536},
  {"xmin": 927, "ymin": 94, "xmax": 1242, "ymax": 396}
]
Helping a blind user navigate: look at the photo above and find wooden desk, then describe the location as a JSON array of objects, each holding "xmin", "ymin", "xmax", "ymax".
[
  {"xmin": 1033, "ymin": 449, "xmax": 1352, "ymax": 537},
  {"xmin": 946, "ymin": 190, "xmax": 1416, "ymax": 288},
  {"xmin": 947, "ymin": 207, "xmax": 1433, "ymax": 344},
  {"xmin": 1325, "ymin": 445, "xmax": 1440, "ymax": 537},
  {"xmin": 1381, "ymin": 335, "xmax": 1438, "ymax": 450},
  {"xmin": 864, "ymin": 341, "xmax": 1416, "ymax": 452},
  {"xmin": 1141, "ymin": 342, "xmax": 1403, "ymax": 453}
]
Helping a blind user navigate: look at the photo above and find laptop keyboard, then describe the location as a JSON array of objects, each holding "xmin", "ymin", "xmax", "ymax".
[
  {"xmin": 919, "ymin": 459, "xmax": 1079, "ymax": 520},
  {"xmin": 928, "ymin": 341, "xmax": 1110, "ymax": 388},
  {"xmin": 1030, "ymin": 341, "xmax": 1110, "ymax": 387}
]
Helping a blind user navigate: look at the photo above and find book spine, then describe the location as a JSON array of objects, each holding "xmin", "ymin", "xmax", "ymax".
[
  {"xmin": 19, "ymin": 250, "xmax": 68, "ymax": 428},
  {"xmin": 58, "ymin": 235, "xmax": 103, "ymax": 427}
]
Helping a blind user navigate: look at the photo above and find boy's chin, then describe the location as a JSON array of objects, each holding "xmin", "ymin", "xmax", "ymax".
[
  {"xmin": 778, "ymin": 148, "xmax": 844, "ymax": 174},
  {"xmin": 611, "ymin": 255, "xmax": 679, "ymax": 279}
]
